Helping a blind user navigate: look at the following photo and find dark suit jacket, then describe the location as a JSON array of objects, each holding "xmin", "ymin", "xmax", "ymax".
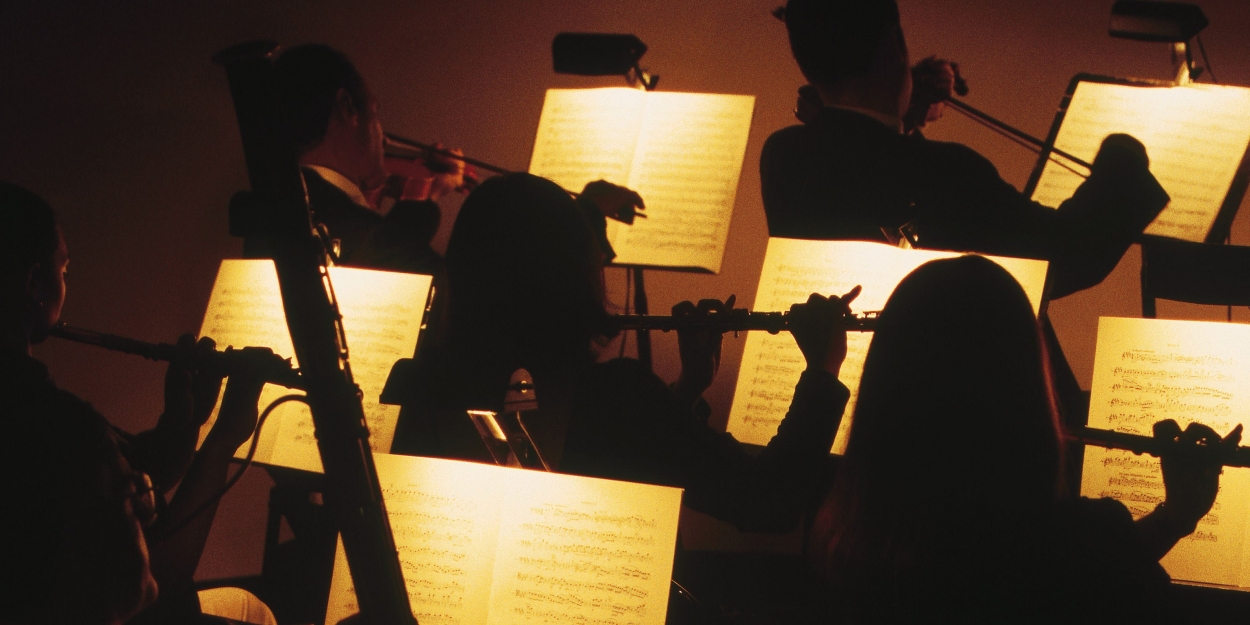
[
  {"xmin": 760, "ymin": 107, "xmax": 1170, "ymax": 298},
  {"xmin": 304, "ymin": 167, "xmax": 444, "ymax": 277}
]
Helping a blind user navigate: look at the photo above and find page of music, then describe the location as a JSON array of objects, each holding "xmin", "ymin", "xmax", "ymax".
[
  {"xmin": 1081, "ymin": 316, "xmax": 1250, "ymax": 588},
  {"xmin": 323, "ymin": 454, "xmax": 683, "ymax": 625},
  {"xmin": 528, "ymin": 87, "xmax": 755, "ymax": 273},
  {"xmin": 1030, "ymin": 80, "xmax": 1250, "ymax": 242},
  {"xmin": 725, "ymin": 239, "xmax": 1048, "ymax": 453},
  {"xmin": 194, "ymin": 259, "xmax": 432, "ymax": 472}
]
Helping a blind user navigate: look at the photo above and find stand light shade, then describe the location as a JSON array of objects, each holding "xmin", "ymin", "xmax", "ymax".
[
  {"xmin": 552, "ymin": 33, "xmax": 647, "ymax": 76},
  {"xmin": 1110, "ymin": 1, "xmax": 1208, "ymax": 43}
]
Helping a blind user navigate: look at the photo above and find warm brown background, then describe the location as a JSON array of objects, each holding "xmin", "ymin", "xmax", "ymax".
[{"xmin": 5, "ymin": 0, "xmax": 1250, "ymax": 580}]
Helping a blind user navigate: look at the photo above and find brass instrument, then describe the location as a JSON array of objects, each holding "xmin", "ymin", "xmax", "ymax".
[
  {"xmin": 1069, "ymin": 425, "xmax": 1250, "ymax": 468},
  {"xmin": 608, "ymin": 310, "xmax": 880, "ymax": 334},
  {"xmin": 49, "ymin": 323, "xmax": 303, "ymax": 390}
]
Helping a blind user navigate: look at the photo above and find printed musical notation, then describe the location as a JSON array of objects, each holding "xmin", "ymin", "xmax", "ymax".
[
  {"xmin": 1080, "ymin": 316, "xmax": 1250, "ymax": 587},
  {"xmin": 725, "ymin": 239, "xmax": 1048, "ymax": 453},
  {"xmin": 529, "ymin": 88, "xmax": 755, "ymax": 273},
  {"xmin": 195, "ymin": 260, "xmax": 432, "ymax": 472},
  {"xmin": 1031, "ymin": 80, "xmax": 1250, "ymax": 242},
  {"xmin": 324, "ymin": 454, "xmax": 682, "ymax": 625}
]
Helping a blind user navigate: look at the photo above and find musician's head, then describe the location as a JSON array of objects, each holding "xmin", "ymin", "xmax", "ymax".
[
  {"xmin": 445, "ymin": 173, "xmax": 608, "ymax": 376},
  {"xmin": 811, "ymin": 256, "xmax": 1062, "ymax": 592},
  {"xmin": 0, "ymin": 182, "xmax": 69, "ymax": 348},
  {"xmin": 784, "ymin": 0, "xmax": 911, "ymax": 118},
  {"xmin": 275, "ymin": 44, "xmax": 386, "ymax": 190}
]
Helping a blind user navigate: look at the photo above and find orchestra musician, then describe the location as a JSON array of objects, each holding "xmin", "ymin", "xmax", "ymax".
[
  {"xmin": 809, "ymin": 256, "xmax": 1237, "ymax": 623},
  {"xmin": 763, "ymin": 0, "xmax": 1170, "ymax": 299},
  {"xmin": 0, "ymin": 183, "xmax": 271, "ymax": 625},
  {"xmin": 271, "ymin": 44, "xmax": 460, "ymax": 276},
  {"xmin": 271, "ymin": 44, "xmax": 646, "ymax": 275},
  {"xmin": 392, "ymin": 172, "xmax": 855, "ymax": 533}
]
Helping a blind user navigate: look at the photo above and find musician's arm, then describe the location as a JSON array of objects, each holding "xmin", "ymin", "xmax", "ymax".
[
  {"xmin": 1131, "ymin": 420, "xmax": 1241, "ymax": 560},
  {"xmin": 125, "ymin": 336, "xmax": 224, "ymax": 493},
  {"xmin": 917, "ymin": 135, "xmax": 1166, "ymax": 298},
  {"xmin": 136, "ymin": 365, "xmax": 265, "ymax": 622}
]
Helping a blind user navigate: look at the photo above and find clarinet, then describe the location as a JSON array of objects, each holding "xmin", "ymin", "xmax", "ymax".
[
  {"xmin": 1069, "ymin": 425, "xmax": 1250, "ymax": 468},
  {"xmin": 608, "ymin": 310, "xmax": 880, "ymax": 334},
  {"xmin": 48, "ymin": 324, "xmax": 303, "ymax": 390}
]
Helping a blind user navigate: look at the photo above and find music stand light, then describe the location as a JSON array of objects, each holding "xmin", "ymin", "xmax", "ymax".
[
  {"xmin": 1109, "ymin": 1, "xmax": 1209, "ymax": 83},
  {"xmin": 552, "ymin": 32, "xmax": 659, "ymax": 91}
]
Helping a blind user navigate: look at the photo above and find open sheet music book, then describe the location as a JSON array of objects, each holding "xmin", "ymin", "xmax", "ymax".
[
  {"xmin": 1081, "ymin": 317, "xmax": 1250, "ymax": 588},
  {"xmin": 725, "ymin": 239, "xmax": 1048, "ymax": 453},
  {"xmin": 324, "ymin": 454, "xmax": 683, "ymax": 625},
  {"xmin": 1027, "ymin": 75, "xmax": 1250, "ymax": 243},
  {"xmin": 528, "ymin": 87, "xmax": 755, "ymax": 273},
  {"xmin": 194, "ymin": 260, "xmax": 432, "ymax": 473}
]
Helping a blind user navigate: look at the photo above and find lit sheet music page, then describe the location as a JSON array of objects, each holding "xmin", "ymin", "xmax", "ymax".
[
  {"xmin": 195, "ymin": 259, "xmax": 431, "ymax": 472},
  {"xmin": 1081, "ymin": 317, "xmax": 1250, "ymax": 588},
  {"xmin": 324, "ymin": 454, "xmax": 683, "ymax": 625},
  {"xmin": 1030, "ymin": 81, "xmax": 1250, "ymax": 242},
  {"xmin": 529, "ymin": 87, "xmax": 755, "ymax": 273},
  {"xmin": 725, "ymin": 239, "xmax": 1047, "ymax": 453}
]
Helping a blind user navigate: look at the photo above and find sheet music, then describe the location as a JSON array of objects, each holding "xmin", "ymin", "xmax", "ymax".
[
  {"xmin": 324, "ymin": 455, "xmax": 682, "ymax": 625},
  {"xmin": 609, "ymin": 92, "xmax": 755, "ymax": 272},
  {"xmin": 325, "ymin": 455, "xmax": 506, "ymax": 625},
  {"xmin": 195, "ymin": 260, "xmax": 431, "ymax": 472},
  {"xmin": 529, "ymin": 88, "xmax": 755, "ymax": 273},
  {"xmin": 529, "ymin": 88, "xmax": 645, "ymax": 193},
  {"xmin": 1081, "ymin": 317, "xmax": 1250, "ymax": 587},
  {"xmin": 1031, "ymin": 81, "xmax": 1250, "ymax": 242},
  {"xmin": 487, "ymin": 468, "xmax": 680, "ymax": 625},
  {"xmin": 195, "ymin": 260, "xmax": 297, "ymax": 465},
  {"xmin": 726, "ymin": 240, "xmax": 1048, "ymax": 453}
]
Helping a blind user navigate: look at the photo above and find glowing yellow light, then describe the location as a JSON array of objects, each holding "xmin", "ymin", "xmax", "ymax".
[
  {"xmin": 324, "ymin": 454, "xmax": 683, "ymax": 625},
  {"xmin": 195, "ymin": 259, "xmax": 433, "ymax": 473},
  {"xmin": 1032, "ymin": 81, "xmax": 1250, "ymax": 242},
  {"xmin": 726, "ymin": 239, "xmax": 1048, "ymax": 453},
  {"xmin": 1083, "ymin": 316, "xmax": 1250, "ymax": 587},
  {"xmin": 529, "ymin": 87, "xmax": 755, "ymax": 272}
]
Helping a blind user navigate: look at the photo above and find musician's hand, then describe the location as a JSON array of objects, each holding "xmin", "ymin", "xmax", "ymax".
[
  {"xmin": 422, "ymin": 142, "xmax": 468, "ymax": 201},
  {"xmin": 673, "ymin": 296, "xmax": 732, "ymax": 408},
  {"xmin": 789, "ymin": 287, "xmax": 860, "ymax": 377},
  {"xmin": 1155, "ymin": 419, "xmax": 1242, "ymax": 535},
  {"xmin": 202, "ymin": 348, "xmax": 272, "ymax": 451},
  {"xmin": 904, "ymin": 56, "xmax": 956, "ymax": 134},
  {"xmin": 581, "ymin": 180, "xmax": 645, "ymax": 225},
  {"xmin": 162, "ymin": 334, "xmax": 225, "ymax": 432},
  {"xmin": 1095, "ymin": 133, "xmax": 1150, "ymax": 169}
]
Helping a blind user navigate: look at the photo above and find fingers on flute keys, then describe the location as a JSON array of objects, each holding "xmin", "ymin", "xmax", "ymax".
[
  {"xmin": 1154, "ymin": 419, "xmax": 1243, "ymax": 534},
  {"xmin": 789, "ymin": 286, "xmax": 860, "ymax": 377}
]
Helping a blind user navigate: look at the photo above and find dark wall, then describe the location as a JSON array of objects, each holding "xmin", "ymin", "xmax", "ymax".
[{"xmin": 5, "ymin": 0, "xmax": 1250, "ymax": 579}]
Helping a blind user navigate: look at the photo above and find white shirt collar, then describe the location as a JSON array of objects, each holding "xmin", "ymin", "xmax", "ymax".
[
  {"xmin": 827, "ymin": 105, "xmax": 902, "ymax": 133},
  {"xmin": 305, "ymin": 165, "xmax": 379, "ymax": 213}
]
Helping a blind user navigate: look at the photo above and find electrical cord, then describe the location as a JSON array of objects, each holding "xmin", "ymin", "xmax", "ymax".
[{"xmin": 154, "ymin": 393, "xmax": 309, "ymax": 542}]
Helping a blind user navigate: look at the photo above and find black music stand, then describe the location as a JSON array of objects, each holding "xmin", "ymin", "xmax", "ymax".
[{"xmin": 1140, "ymin": 235, "xmax": 1250, "ymax": 317}]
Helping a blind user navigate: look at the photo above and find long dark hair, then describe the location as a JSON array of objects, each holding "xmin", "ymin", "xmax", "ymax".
[
  {"xmin": 443, "ymin": 173, "xmax": 609, "ymax": 394},
  {"xmin": 811, "ymin": 256, "xmax": 1063, "ymax": 598}
]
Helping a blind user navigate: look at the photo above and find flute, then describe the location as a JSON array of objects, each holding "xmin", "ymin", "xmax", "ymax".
[
  {"xmin": 1069, "ymin": 426, "xmax": 1250, "ymax": 469},
  {"xmin": 49, "ymin": 324, "xmax": 304, "ymax": 390},
  {"xmin": 607, "ymin": 310, "xmax": 880, "ymax": 334}
]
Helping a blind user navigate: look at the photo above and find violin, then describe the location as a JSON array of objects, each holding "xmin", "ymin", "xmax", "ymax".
[
  {"xmin": 368, "ymin": 134, "xmax": 495, "ymax": 211},
  {"xmin": 792, "ymin": 58, "xmax": 1092, "ymax": 172}
]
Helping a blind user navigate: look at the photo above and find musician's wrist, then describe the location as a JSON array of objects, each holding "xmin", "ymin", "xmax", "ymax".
[{"xmin": 1155, "ymin": 501, "xmax": 1199, "ymax": 538}]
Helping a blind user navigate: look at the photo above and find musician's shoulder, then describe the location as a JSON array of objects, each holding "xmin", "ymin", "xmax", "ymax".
[{"xmin": 906, "ymin": 135, "xmax": 1005, "ymax": 181}]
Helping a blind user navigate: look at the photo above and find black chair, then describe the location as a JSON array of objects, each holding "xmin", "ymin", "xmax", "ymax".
[{"xmin": 1140, "ymin": 235, "xmax": 1250, "ymax": 317}]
